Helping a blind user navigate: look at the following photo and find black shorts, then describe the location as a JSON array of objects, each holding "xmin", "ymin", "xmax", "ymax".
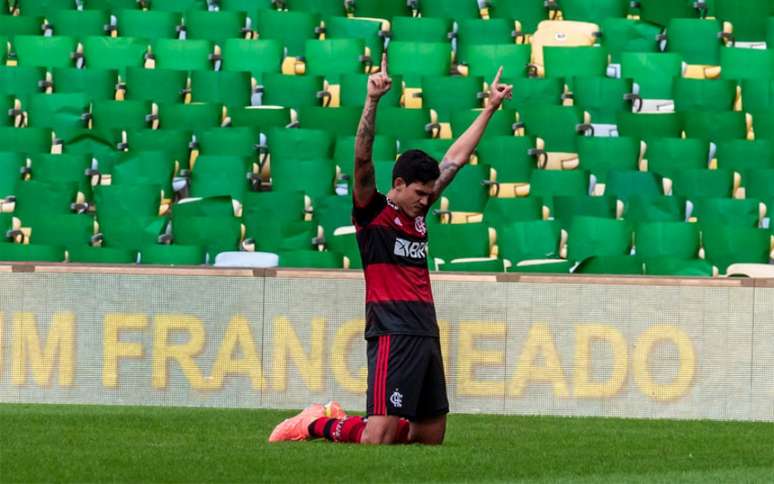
[{"xmin": 366, "ymin": 334, "xmax": 449, "ymax": 422}]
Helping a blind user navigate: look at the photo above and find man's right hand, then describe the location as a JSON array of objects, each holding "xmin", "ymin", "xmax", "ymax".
[{"xmin": 367, "ymin": 54, "xmax": 392, "ymax": 101}]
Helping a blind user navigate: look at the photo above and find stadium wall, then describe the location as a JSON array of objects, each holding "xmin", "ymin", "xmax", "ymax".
[{"xmin": 0, "ymin": 264, "xmax": 772, "ymax": 422}]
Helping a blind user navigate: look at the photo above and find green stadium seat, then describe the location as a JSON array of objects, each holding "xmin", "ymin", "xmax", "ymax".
[
  {"xmin": 0, "ymin": 127, "xmax": 52, "ymax": 155},
  {"xmin": 189, "ymin": 155, "xmax": 253, "ymax": 202},
  {"xmin": 325, "ymin": 230, "xmax": 361, "ymax": 269},
  {"xmin": 420, "ymin": 76, "xmax": 484, "ymax": 123},
  {"xmin": 721, "ymin": 48, "xmax": 774, "ymax": 83},
  {"xmin": 567, "ymin": 216, "xmax": 633, "ymax": 262},
  {"xmin": 0, "ymin": 66, "xmax": 46, "ymax": 107},
  {"xmin": 24, "ymin": 213, "xmax": 95, "ymax": 248},
  {"xmin": 633, "ymin": 0, "xmax": 704, "ymax": 27},
  {"xmin": 82, "ymin": 37, "xmax": 149, "ymax": 77},
  {"xmin": 100, "ymin": 215, "xmax": 167, "ymax": 251},
  {"xmin": 752, "ymin": 110, "xmax": 774, "ymax": 143},
  {"xmin": 559, "ymin": 0, "xmax": 629, "ymax": 24},
  {"xmin": 334, "ymin": 134, "xmax": 396, "ymax": 180},
  {"xmin": 741, "ymin": 168, "xmax": 774, "ymax": 213},
  {"xmin": 255, "ymin": 10, "xmax": 320, "ymax": 58},
  {"xmin": 682, "ymin": 111, "xmax": 748, "ymax": 144},
  {"xmin": 30, "ymin": 153, "xmax": 96, "ymax": 201},
  {"xmin": 157, "ymin": 102, "xmax": 223, "ymax": 131},
  {"xmin": 94, "ymin": 184, "xmax": 163, "ymax": 219},
  {"xmin": 400, "ymin": 138, "xmax": 453, "ymax": 164},
  {"xmin": 108, "ymin": 151, "xmax": 175, "ymax": 198},
  {"xmin": 27, "ymin": 93, "xmax": 89, "ymax": 132},
  {"xmin": 149, "ymin": 0, "xmax": 207, "ymax": 12},
  {"xmin": 68, "ymin": 246, "xmax": 137, "ymax": 264},
  {"xmin": 0, "ymin": 243, "xmax": 65, "ymax": 262},
  {"xmin": 243, "ymin": 191, "xmax": 307, "ymax": 224},
  {"xmin": 599, "ymin": 19, "xmax": 661, "ymax": 64},
  {"xmin": 0, "ymin": 95, "xmax": 17, "ymax": 126},
  {"xmin": 126, "ymin": 129, "xmax": 192, "ymax": 170},
  {"xmin": 314, "ymin": 195, "xmax": 352, "ymax": 237},
  {"xmin": 418, "ymin": 0, "xmax": 481, "ymax": 20},
  {"xmin": 298, "ymin": 106, "xmax": 360, "ymax": 138},
  {"xmin": 577, "ymin": 136, "xmax": 641, "ymax": 184},
  {"xmin": 270, "ymin": 160, "xmax": 336, "ymax": 201},
  {"xmin": 171, "ymin": 214, "xmax": 243, "ymax": 261},
  {"xmin": 665, "ymin": 19, "xmax": 729, "ymax": 68},
  {"xmin": 482, "ymin": 197, "xmax": 544, "ymax": 228},
  {"xmin": 673, "ymin": 78, "xmax": 737, "ymax": 112},
  {"xmin": 508, "ymin": 259, "xmax": 573, "ymax": 274},
  {"xmin": 486, "ymin": 0, "xmax": 549, "ymax": 35},
  {"xmin": 616, "ymin": 112, "xmax": 683, "ymax": 141},
  {"xmin": 644, "ymin": 256, "xmax": 715, "ymax": 277},
  {"xmin": 183, "ymin": 10, "xmax": 249, "ymax": 45},
  {"xmin": 14, "ymin": 35, "xmax": 77, "ymax": 69},
  {"xmin": 172, "ymin": 196, "xmax": 236, "ymax": 219},
  {"xmin": 190, "ymin": 70, "xmax": 252, "ymax": 107},
  {"xmin": 344, "ymin": 0, "xmax": 411, "ymax": 20},
  {"xmin": 389, "ymin": 17, "xmax": 450, "ymax": 44},
  {"xmin": 475, "ymin": 136, "xmax": 541, "ymax": 197},
  {"xmin": 52, "ymin": 67, "xmax": 117, "ymax": 102},
  {"xmin": 571, "ymin": 77, "xmax": 640, "ymax": 127},
  {"xmin": 268, "ymin": 127, "xmax": 334, "ymax": 164},
  {"xmin": 519, "ymin": 105, "xmax": 591, "ymax": 158},
  {"xmin": 139, "ymin": 244, "xmax": 206, "ymax": 265},
  {"xmin": 90, "ymin": 99, "xmax": 153, "ymax": 133},
  {"xmin": 715, "ymin": 0, "xmax": 769, "ymax": 43},
  {"xmin": 339, "ymin": 73, "xmax": 403, "ymax": 108},
  {"xmin": 124, "ymin": 67, "xmax": 187, "ymax": 104},
  {"xmin": 324, "ymin": 16, "xmax": 385, "ymax": 61},
  {"xmin": 620, "ymin": 52, "xmax": 682, "ymax": 103},
  {"xmin": 282, "ymin": 0, "xmax": 345, "ymax": 16},
  {"xmin": 743, "ymin": 79, "xmax": 774, "ymax": 114},
  {"xmin": 693, "ymin": 198, "xmax": 763, "ymax": 228},
  {"xmin": 671, "ymin": 169, "xmax": 736, "ymax": 200},
  {"xmin": 497, "ymin": 220, "xmax": 562, "ymax": 264},
  {"xmin": 116, "ymin": 9, "xmax": 181, "ymax": 41},
  {"xmin": 60, "ymin": 129, "xmax": 122, "ymax": 162},
  {"xmin": 151, "ymin": 39, "xmax": 213, "ymax": 71},
  {"xmin": 455, "ymin": 19, "xmax": 515, "ymax": 66},
  {"xmin": 542, "ymin": 47, "xmax": 609, "ymax": 89},
  {"xmin": 428, "ymin": 223, "xmax": 493, "ymax": 266},
  {"xmin": 244, "ymin": 214, "xmax": 319, "ymax": 252},
  {"xmin": 229, "ymin": 106, "xmax": 292, "ymax": 133},
  {"xmin": 505, "ymin": 77, "xmax": 564, "ymax": 111},
  {"xmin": 574, "ymin": 255, "xmax": 644, "ymax": 275},
  {"xmin": 635, "ymin": 221, "xmax": 700, "ymax": 259},
  {"xmin": 604, "ymin": 170, "xmax": 663, "ymax": 201},
  {"xmin": 15, "ymin": 0, "xmax": 76, "ymax": 17},
  {"xmin": 438, "ymin": 258, "xmax": 505, "ymax": 273},
  {"xmin": 197, "ymin": 127, "xmax": 261, "ymax": 159},
  {"xmin": 261, "ymin": 73, "xmax": 330, "ymax": 110},
  {"xmin": 278, "ymin": 250, "xmax": 342, "ymax": 269},
  {"xmin": 553, "ymin": 195, "xmax": 618, "ymax": 230},
  {"xmin": 387, "ymin": 41, "xmax": 452, "ymax": 88},
  {"xmin": 623, "ymin": 195, "xmax": 687, "ymax": 224},
  {"xmin": 376, "ymin": 107, "xmax": 437, "ymax": 144},
  {"xmin": 434, "ymin": 164, "xmax": 494, "ymax": 222},
  {"xmin": 11, "ymin": 180, "xmax": 79, "ymax": 219},
  {"xmin": 47, "ymin": 9, "xmax": 111, "ymax": 41},
  {"xmin": 0, "ymin": 16, "xmax": 43, "ymax": 46},
  {"xmin": 464, "ymin": 44, "xmax": 531, "ymax": 80},
  {"xmin": 304, "ymin": 39, "xmax": 369, "ymax": 84},
  {"xmin": 529, "ymin": 170, "xmax": 590, "ymax": 211},
  {"xmin": 0, "ymin": 152, "xmax": 28, "ymax": 199},
  {"xmin": 91, "ymin": 0, "xmax": 143, "ymax": 11},
  {"xmin": 715, "ymin": 139, "xmax": 774, "ymax": 181},
  {"xmin": 702, "ymin": 224, "xmax": 771, "ymax": 272},
  {"xmin": 644, "ymin": 137, "xmax": 708, "ymax": 180},
  {"xmin": 451, "ymin": 110, "xmax": 516, "ymax": 144}
]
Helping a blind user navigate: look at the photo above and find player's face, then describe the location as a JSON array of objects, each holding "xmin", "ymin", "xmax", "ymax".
[{"xmin": 394, "ymin": 179, "xmax": 436, "ymax": 217}]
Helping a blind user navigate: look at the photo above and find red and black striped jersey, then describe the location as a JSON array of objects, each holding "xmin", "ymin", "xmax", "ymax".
[{"xmin": 353, "ymin": 192, "xmax": 438, "ymax": 338}]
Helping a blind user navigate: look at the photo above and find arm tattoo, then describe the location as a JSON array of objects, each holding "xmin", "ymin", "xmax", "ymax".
[
  {"xmin": 430, "ymin": 160, "xmax": 461, "ymax": 203},
  {"xmin": 354, "ymin": 99, "xmax": 378, "ymax": 201}
]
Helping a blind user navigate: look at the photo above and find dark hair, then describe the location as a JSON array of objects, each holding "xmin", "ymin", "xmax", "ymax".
[{"xmin": 392, "ymin": 150, "xmax": 440, "ymax": 186}]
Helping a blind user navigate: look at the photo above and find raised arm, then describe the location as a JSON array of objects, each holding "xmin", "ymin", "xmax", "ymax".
[
  {"xmin": 429, "ymin": 67, "xmax": 513, "ymax": 204},
  {"xmin": 353, "ymin": 54, "xmax": 392, "ymax": 207}
]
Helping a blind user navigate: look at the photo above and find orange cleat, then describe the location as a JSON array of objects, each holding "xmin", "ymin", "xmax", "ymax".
[{"xmin": 268, "ymin": 403, "xmax": 326, "ymax": 443}]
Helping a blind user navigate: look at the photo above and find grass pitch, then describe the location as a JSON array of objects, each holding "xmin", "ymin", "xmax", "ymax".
[{"xmin": 1, "ymin": 404, "xmax": 774, "ymax": 483}]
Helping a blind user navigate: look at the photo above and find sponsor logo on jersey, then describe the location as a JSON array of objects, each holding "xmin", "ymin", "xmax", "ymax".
[{"xmin": 394, "ymin": 238, "xmax": 427, "ymax": 259}]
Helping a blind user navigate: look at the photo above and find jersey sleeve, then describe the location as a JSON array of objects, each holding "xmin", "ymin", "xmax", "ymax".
[{"xmin": 352, "ymin": 192, "xmax": 387, "ymax": 228}]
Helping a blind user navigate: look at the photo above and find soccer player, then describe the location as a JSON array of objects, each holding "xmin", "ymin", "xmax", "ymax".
[{"xmin": 269, "ymin": 55, "xmax": 512, "ymax": 445}]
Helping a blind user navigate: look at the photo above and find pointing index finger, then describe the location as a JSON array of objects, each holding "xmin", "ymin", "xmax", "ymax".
[
  {"xmin": 492, "ymin": 66, "xmax": 503, "ymax": 86},
  {"xmin": 381, "ymin": 53, "xmax": 388, "ymax": 74}
]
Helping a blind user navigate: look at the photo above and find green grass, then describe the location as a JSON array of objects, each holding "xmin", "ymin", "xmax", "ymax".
[{"xmin": 1, "ymin": 404, "xmax": 774, "ymax": 483}]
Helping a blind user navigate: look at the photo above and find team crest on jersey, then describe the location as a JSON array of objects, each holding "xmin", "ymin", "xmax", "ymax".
[
  {"xmin": 415, "ymin": 216, "xmax": 427, "ymax": 235},
  {"xmin": 390, "ymin": 389, "xmax": 403, "ymax": 408}
]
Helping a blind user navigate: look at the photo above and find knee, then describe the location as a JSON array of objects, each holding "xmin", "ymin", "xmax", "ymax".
[{"xmin": 361, "ymin": 427, "xmax": 396, "ymax": 445}]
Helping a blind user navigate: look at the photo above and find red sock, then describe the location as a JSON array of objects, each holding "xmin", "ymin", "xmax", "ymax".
[
  {"xmin": 308, "ymin": 416, "xmax": 366, "ymax": 443},
  {"xmin": 396, "ymin": 418, "xmax": 411, "ymax": 444}
]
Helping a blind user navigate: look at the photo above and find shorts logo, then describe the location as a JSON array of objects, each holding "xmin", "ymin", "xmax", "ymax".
[
  {"xmin": 394, "ymin": 238, "xmax": 427, "ymax": 259},
  {"xmin": 390, "ymin": 389, "xmax": 403, "ymax": 408},
  {"xmin": 415, "ymin": 216, "xmax": 427, "ymax": 235}
]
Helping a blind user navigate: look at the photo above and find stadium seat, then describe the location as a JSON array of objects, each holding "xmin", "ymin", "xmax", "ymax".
[
  {"xmin": 434, "ymin": 164, "xmax": 494, "ymax": 222},
  {"xmin": 228, "ymin": 106, "xmax": 292, "ymax": 133},
  {"xmin": 693, "ymin": 198, "xmax": 763, "ymax": 228},
  {"xmin": 261, "ymin": 73, "xmax": 330, "ymax": 110},
  {"xmin": 571, "ymin": 77, "xmax": 640, "ymax": 127},
  {"xmin": 573, "ymin": 255, "xmax": 644, "ymax": 275},
  {"xmin": 149, "ymin": 0, "xmax": 207, "ymax": 12},
  {"xmin": 171, "ymin": 196, "xmax": 236, "ymax": 219},
  {"xmin": 633, "ymin": 0, "xmax": 705, "ymax": 27},
  {"xmin": 243, "ymin": 191, "xmax": 308, "ymax": 225},
  {"xmin": 0, "ymin": 243, "xmax": 65, "ymax": 262},
  {"xmin": 339, "ymin": 73, "xmax": 403, "ymax": 108},
  {"xmin": 665, "ymin": 19, "xmax": 729, "ymax": 71},
  {"xmin": 24, "ymin": 213, "xmax": 95, "ymax": 248},
  {"xmin": 151, "ymin": 39, "xmax": 214, "ymax": 71},
  {"xmin": 82, "ymin": 37, "xmax": 149, "ymax": 76},
  {"xmin": 634, "ymin": 221, "xmax": 700, "ymax": 259},
  {"xmin": 125, "ymin": 129, "xmax": 192, "ymax": 169},
  {"xmin": 438, "ymin": 258, "xmax": 505, "ymax": 273},
  {"xmin": 400, "ymin": 138, "xmax": 454, "ymax": 164},
  {"xmin": 52, "ymin": 67, "xmax": 117, "ymax": 102},
  {"xmin": 644, "ymin": 137, "xmax": 709, "ymax": 180},
  {"xmin": 497, "ymin": 220, "xmax": 563, "ymax": 265},
  {"xmin": 156, "ymin": 102, "xmax": 223, "ymax": 131},
  {"xmin": 47, "ymin": 9, "xmax": 111, "ymax": 41},
  {"xmin": 116, "ymin": 9, "xmax": 181, "ymax": 40},
  {"xmin": 11, "ymin": 180, "xmax": 80, "ymax": 220},
  {"xmin": 344, "ymin": 0, "xmax": 411, "ymax": 20},
  {"xmin": 0, "ymin": 127, "xmax": 51, "ymax": 155},
  {"xmin": 623, "ymin": 195, "xmax": 687, "ymax": 224},
  {"xmin": 244, "ymin": 214, "xmax": 320, "ymax": 252},
  {"xmin": 390, "ymin": 16, "xmax": 450, "ymax": 44},
  {"xmin": 482, "ymin": 197, "xmax": 544, "ymax": 228},
  {"xmin": 702, "ymin": 224, "xmax": 772, "ymax": 272},
  {"xmin": 577, "ymin": 136, "xmax": 641, "ymax": 185},
  {"xmin": 303, "ymin": 39, "xmax": 369, "ymax": 83},
  {"xmin": 171, "ymin": 214, "xmax": 243, "ymax": 261},
  {"xmin": 298, "ymin": 106, "xmax": 363, "ymax": 138},
  {"xmin": 190, "ymin": 70, "xmax": 252, "ymax": 107},
  {"xmin": 14, "ymin": 35, "xmax": 77, "ymax": 69},
  {"xmin": 26, "ymin": 93, "xmax": 89, "ymax": 132},
  {"xmin": 90, "ymin": 99, "xmax": 153, "ymax": 133},
  {"xmin": 714, "ymin": 0, "xmax": 769, "ymax": 44},
  {"xmin": 644, "ymin": 256, "xmax": 715, "ymax": 276},
  {"xmin": 108, "ymin": 151, "xmax": 175, "ymax": 198},
  {"xmin": 428, "ymin": 223, "xmax": 493, "ymax": 267},
  {"xmin": 464, "ymin": 44, "xmax": 531, "ymax": 79},
  {"xmin": 598, "ymin": 18, "xmax": 661, "ymax": 64},
  {"xmin": 721, "ymin": 48, "xmax": 774, "ymax": 83},
  {"xmin": 418, "ymin": 0, "xmax": 481, "ymax": 20},
  {"xmin": 542, "ymin": 46, "xmax": 609, "ymax": 88},
  {"xmin": 94, "ymin": 184, "xmax": 163, "ymax": 219},
  {"xmin": 518, "ymin": 105, "xmax": 591, "ymax": 165},
  {"xmin": 14, "ymin": 0, "xmax": 76, "ymax": 17},
  {"xmin": 567, "ymin": 216, "xmax": 633, "ymax": 262},
  {"xmin": 196, "ymin": 127, "xmax": 261, "ymax": 159},
  {"xmin": 314, "ymin": 195, "xmax": 353, "ymax": 238},
  {"xmin": 558, "ymin": 0, "xmax": 629, "ymax": 24},
  {"xmin": 485, "ymin": 0, "xmax": 549, "ymax": 35},
  {"xmin": 476, "ymin": 136, "xmax": 542, "ymax": 197},
  {"xmin": 0, "ymin": 152, "xmax": 29, "ymax": 199},
  {"xmin": 742, "ymin": 79, "xmax": 774, "ymax": 115},
  {"xmin": 268, "ymin": 128, "xmax": 334, "ymax": 164},
  {"xmin": 30, "ymin": 153, "xmax": 96, "ymax": 201},
  {"xmin": 189, "ymin": 155, "xmax": 253, "ymax": 202},
  {"xmin": 124, "ymin": 67, "xmax": 188, "ymax": 104},
  {"xmin": 0, "ymin": 16, "xmax": 43, "ymax": 47},
  {"xmin": 604, "ymin": 170, "xmax": 663, "ymax": 201},
  {"xmin": 254, "ymin": 10, "xmax": 320, "ymax": 58},
  {"xmin": 139, "ymin": 243, "xmax": 206, "ymax": 265},
  {"xmin": 530, "ymin": 22, "xmax": 601, "ymax": 73},
  {"xmin": 451, "ymin": 108, "xmax": 515, "ymax": 139},
  {"xmin": 505, "ymin": 77, "xmax": 564, "ymax": 111},
  {"xmin": 553, "ymin": 195, "xmax": 618, "ymax": 229},
  {"xmin": 508, "ymin": 259, "xmax": 573, "ymax": 274},
  {"xmin": 615, "ymin": 112, "xmax": 683, "ymax": 141},
  {"xmin": 278, "ymin": 250, "xmax": 341, "ymax": 269},
  {"xmin": 620, "ymin": 52, "xmax": 682, "ymax": 106},
  {"xmin": 682, "ymin": 111, "xmax": 749, "ymax": 144},
  {"xmin": 68, "ymin": 246, "xmax": 137, "ymax": 264},
  {"xmin": 183, "ymin": 10, "xmax": 249, "ymax": 45},
  {"xmin": 283, "ymin": 0, "xmax": 345, "ymax": 16},
  {"xmin": 334, "ymin": 134, "xmax": 396, "ymax": 180},
  {"xmin": 420, "ymin": 76, "xmax": 484, "ymax": 123},
  {"xmin": 270, "ymin": 160, "xmax": 336, "ymax": 201},
  {"xmin": 376, "ymin": 107, "xmax": 437, "ymax": 144},
  {"xmin": 0, "ymin": 66, "xmax": 46, "ymax": 107},
  {"xmin": 324, "ymin": 16, "xmax": 385, "ymax": 62},
  {"xmin": 221, "ymin": 39, "xmax": 283, "ymax": 83},
  {"xmin": 529, "ymin": 169, "xmax": 590, "ymax": 209},
  {"xmin": 455, "ymin": 19, "xmax": 515, "ymax": 67},
  {"xmin": 387, "ymin": 41, "xmax": 452, "ymax": 88},
  {"xmin": 99, "ymin": 213, "xmax": 167, "ymax": 251},
  {"xmin": 673, "ymin": 78, "xmax": 737, "ymax": 112},
  {"xmin": 671, "ymin": 169, "xmax": 736, "ymax": 200},
  {"xmin": 715, "ymin": 139, "xmax": 774, "ymax": 182}
]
